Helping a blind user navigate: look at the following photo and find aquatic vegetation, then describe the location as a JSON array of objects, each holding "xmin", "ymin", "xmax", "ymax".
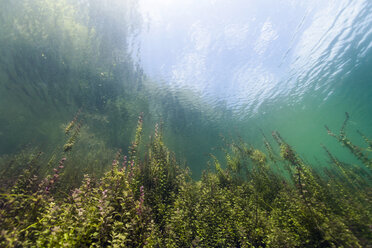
[
  {"xmin": 0, "ymin": 0, "xmax": 370, "ymax": 246},
  {"xmin": 0, "ymin": 115, "xmax": 370, "ymax": 247},
  {"xmin": 325, "ymin": 112, "xmax": 371, "ymax": 169},
  {"xmin": 63, "ymin": 120, "xmax": 82, "ymax": 153},
  {"xmin": 64, "ymin": 109, "xmax": 81, "ymax": 135}
]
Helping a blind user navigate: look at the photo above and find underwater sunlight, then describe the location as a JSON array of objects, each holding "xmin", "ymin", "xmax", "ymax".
[{"xmin": 0, "ymin": 0, "xmax": 371, "ymax": 247}]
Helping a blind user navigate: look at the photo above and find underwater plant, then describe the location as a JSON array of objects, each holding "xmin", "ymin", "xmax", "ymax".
[
  {"xmin": 325, "ymin": 112, "xmax": 371, "ymax": 169},
  {"xmin": 0, "ymin": 115, "xmax": 371, "ymax": 247}
]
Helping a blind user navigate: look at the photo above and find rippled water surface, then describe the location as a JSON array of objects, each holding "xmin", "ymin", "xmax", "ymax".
[
  {"xmin": 0, "ymin": 2, "xmax": 371, "ymax": 245},
  {"xmin": 135, "ymin": 0, "xmax": 372, "ymax": 174}
]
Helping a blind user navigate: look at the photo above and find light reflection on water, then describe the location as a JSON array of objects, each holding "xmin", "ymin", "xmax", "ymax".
[
  {"xmin": 137, "ymin": 0, "xmax": 370, "ymax": 113},
  {"xmin": 135, "ymin": 0, "xmax": 372, "ymax": 175}
]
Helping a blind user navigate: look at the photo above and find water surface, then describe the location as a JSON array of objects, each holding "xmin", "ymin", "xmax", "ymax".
[{"xmin": 136, "ymin": 0, "xmax": 372, "ymax": 175}]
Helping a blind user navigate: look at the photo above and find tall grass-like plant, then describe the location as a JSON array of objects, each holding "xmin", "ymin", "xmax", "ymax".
[{"xmin": 0, "ymin": 115, "xmax": 370, "ymax": 247}]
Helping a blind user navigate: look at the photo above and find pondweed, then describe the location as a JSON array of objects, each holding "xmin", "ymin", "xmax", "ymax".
[{"xmin": 0, "ymin": 115, "xmax": 370, "ymax": 247}]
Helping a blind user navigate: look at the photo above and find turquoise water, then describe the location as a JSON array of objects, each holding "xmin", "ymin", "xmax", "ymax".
[
  {"xmin": 0, "ymin": 1, "xmax": 371, "ymax": 246},
  {"xmin": 136, "ymin": 0, "xmax": 372, "ymax": 176},
  {"xmin": 0, "ymin": 0, "xmax": 371, "ymax": 178}
]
